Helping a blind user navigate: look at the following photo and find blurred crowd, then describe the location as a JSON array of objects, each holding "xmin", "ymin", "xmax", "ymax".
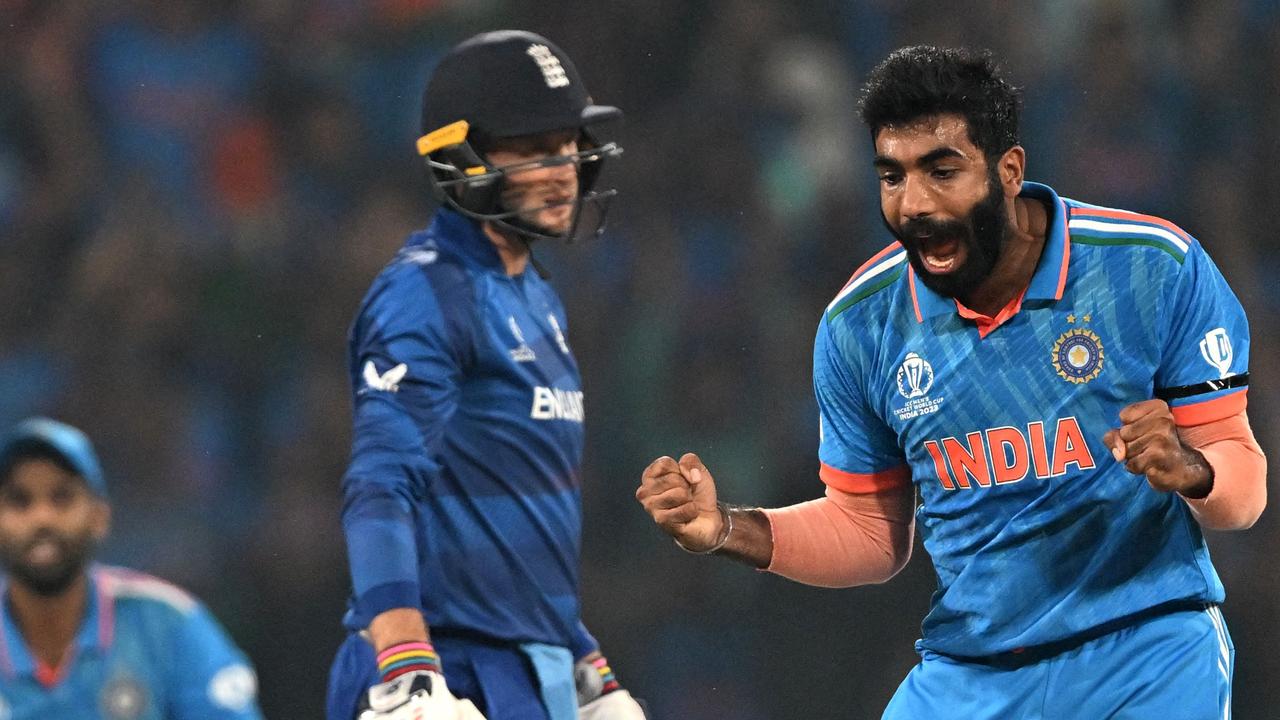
[{"xmin": 2, "ymin": 0, "xmax": 1278, "ymax": 717}]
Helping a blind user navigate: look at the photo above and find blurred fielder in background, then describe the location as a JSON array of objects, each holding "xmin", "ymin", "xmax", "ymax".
[
  {"xmin": 638, "ymin": 46, "xmax": 1266, "ymax": 718},
  {"xmin": 0, "ymin": 418, "xmax": 262, "ymax": 719},
  {"xmin": 326, "ymin": 30, "xmax": 646, "ymax": 720}
]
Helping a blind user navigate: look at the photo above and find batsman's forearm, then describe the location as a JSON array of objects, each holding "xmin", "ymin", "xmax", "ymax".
[
  {"xmin": 369, "ymin": 607, "xmax": 430, "ymax": 652},
  {"xmin": 716, "ymin": 507, "xmax": 774, "ymax": 568}
]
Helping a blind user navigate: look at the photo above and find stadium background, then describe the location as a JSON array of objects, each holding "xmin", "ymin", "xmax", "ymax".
[{"xmin": 3, "ymin": 0, "xmax": 1278, "ymax": 717}]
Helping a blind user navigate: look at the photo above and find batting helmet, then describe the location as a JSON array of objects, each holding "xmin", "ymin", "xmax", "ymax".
[{"xmin": 417, "ymin": 30, "xmax": 623, "ymax": 242}]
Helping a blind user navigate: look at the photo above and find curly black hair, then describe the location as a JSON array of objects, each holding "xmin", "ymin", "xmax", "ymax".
[{"xmin": 859, "ymin": 46, "xmax": 1022, "ymax": 160}]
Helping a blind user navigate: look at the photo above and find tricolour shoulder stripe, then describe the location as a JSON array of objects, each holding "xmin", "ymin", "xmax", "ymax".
[
  {"xmin": 1068, "ymin": 205, "xmax": 1193, "ymax": 244},
  {"xmin": 1067, "ymin": 206, "xmax": 1192, "ymax": 262},
  {"xmin": 100, "ymin": 566, "xmax": 198, "ymax": 615},
  {"xmin": 826, "ymin": 247, "xmax": 907, "ymax": 317}
]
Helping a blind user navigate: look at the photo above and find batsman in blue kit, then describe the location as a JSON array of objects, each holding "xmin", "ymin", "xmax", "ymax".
[
  {"xmin": 638, "ymin": 46, "xmax": 1267, "ymax": 718},
  {"xmin": 327, "ymin": 30, "xmax": 646, "ymax": 720},
  {"xmin": 0, "ymin": 418, "xmax": 262, "ymax": 719}
]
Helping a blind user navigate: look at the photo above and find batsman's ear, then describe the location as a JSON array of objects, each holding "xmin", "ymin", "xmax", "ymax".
[{"xmin": 91, "ymin": 501, "xmax": 111, "ymax": 542}]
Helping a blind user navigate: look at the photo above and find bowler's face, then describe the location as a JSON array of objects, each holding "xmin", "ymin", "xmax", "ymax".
[
  {"xmin": 487, "ymin": 130, "xmax": 580, "ymax": 234},
  {"xmin": 0, "ymin": 459, "xmax": 107, "ymax": 596},
  {"xmin": 874, "ymin": 114, "xmax": 1009, "ymax": 299}
]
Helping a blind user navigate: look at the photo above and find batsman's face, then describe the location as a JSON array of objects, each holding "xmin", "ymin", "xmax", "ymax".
[
  {"xmin": 0, "ymin": 459, "xmax": 108, "ymax": 596},
  {"xmin": 874, "ymin": 114, "xmax": 1011, "ymax": 299},
  {"xmin": 487, "ymin": 130, "xmax": 580, "ymax": 235}
]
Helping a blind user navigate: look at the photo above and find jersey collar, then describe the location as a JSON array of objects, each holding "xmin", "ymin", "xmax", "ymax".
[
  {"xmin": 0, "ymin": 565, "xmax": 116, "ymax": 684},
  {"xmin": 909, "ymin": 180, "xmax": 1072, "ymax": 321},
  {"xmin": 422, "ymin": 208, "xmax": 506, "ymax": 273}
]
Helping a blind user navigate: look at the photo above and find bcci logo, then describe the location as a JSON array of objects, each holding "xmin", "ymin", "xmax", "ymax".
[
  {"xmin": 896, "ymin": 352, "xmax": 934, "ymax": 399},
  {"xmin": 1200, "ymin": 327, "xmax": 1232, "ymax": 379},
  {"xmin": 1052, "ymin": 327, "xmax": 1104, "ymax": 384}
]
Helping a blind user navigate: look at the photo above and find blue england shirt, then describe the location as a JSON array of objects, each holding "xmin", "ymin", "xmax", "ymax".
[
  {"xmin": 815, "ymin": 182, "xmax": 1250, "ymax": 658},
  {"xmin": 342, "ymin": 208, "xmax": 595, "ymax": 656},
  {"xmin": 0, "ymin": 565, "xmax": 261, "ymax": 720}
]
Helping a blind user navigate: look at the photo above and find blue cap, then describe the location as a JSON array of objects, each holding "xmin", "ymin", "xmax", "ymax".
[{"xmin": 0, "ymin": 418, "xmax": 106, "ymax": 497}]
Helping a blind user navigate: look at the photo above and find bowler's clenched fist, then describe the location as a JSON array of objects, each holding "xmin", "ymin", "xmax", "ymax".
[
  {"xmin": 1102, "ymin": 399, "xmax": 1213, "ymax": 498},
  {"xmin": 636, "ymin": 453, "xmax": 723, "ymax": 551}
]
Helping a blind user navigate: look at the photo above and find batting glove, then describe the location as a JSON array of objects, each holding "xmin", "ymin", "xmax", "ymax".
[{"xmin": 357, "ymin": 670, "xmax": 487, "ymax": 720}]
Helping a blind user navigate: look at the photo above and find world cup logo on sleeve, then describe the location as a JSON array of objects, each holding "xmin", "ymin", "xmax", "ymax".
[
  {"xmin": 1199, "ymin": 328, "xmax": 1232, "ymax": 379},
  {"xmin": 897, "ymin": 352, "xmax": 934, "ymax": 399}
]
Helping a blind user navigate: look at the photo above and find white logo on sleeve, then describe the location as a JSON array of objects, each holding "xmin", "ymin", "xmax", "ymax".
[
  {"xmin": 363, "ymin": 360, "xmax": 408, "ymax": 392},
  {"xmin": 1199, "ymin": 328, "xmax": 1233, "ymax": 378},
  {"xmin": 526, "ymin": 44, "xmax": 570, "ymax": 88},
  {"xmin": 208, "ymin": 665, "xmax": 258, "ymax": 711}
]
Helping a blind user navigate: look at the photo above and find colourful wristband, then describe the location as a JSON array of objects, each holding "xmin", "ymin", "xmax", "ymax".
[
  {"xmin": 377, "ymin": 641, "xmax": 441, "ymax": 683},
  {"xmin": 592, "ymin": 655, "xmax": 620, "ymax": 695}
]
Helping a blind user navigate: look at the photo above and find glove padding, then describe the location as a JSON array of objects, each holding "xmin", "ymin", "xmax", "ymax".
[
  {"xmin": 578, "ymin": 689, "xmax": 648, "ymax": 720},
  {"xmin": 357, "ymin": 670, "xmax": 487, "ymax": 720}
]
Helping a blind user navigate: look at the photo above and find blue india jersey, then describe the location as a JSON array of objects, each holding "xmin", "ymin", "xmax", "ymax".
[
  {"xmin": 0, "ymin": 565, "xmax": 261, "ymax": 720},
  {"xmin": 341, "ymin": 208, "xmax": 595, "ymax": 656},
  {"xmin": 815, "ymin": 181, "xmax": 1250, "ymax": 657}
]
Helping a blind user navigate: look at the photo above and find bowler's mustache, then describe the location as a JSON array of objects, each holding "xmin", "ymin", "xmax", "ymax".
[{"xmin": 900, "ymin": 217, "xmax": 968, "ymax": 241}]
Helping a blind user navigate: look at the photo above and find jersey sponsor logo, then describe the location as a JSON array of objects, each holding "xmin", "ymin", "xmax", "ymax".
[
  {"xmin": 100, "ymin": 676, "xmax": 148, "ymax": 720},
  {"xmin": 362, "ymin": 360, "xmax": 408, "ymax": 393},
  {"xmin": 923, "ymin": 416, "xmax": 1096, "ymax": 490},
  {"xmin": 208, "ymin": 664, "xmax": 258, "ymax": 711},
  {"xmin": 548, "ymin": 313, "xmax": 570, "ymax": 354},
  {"xmin": 527, "ymin": 44, "xmax": 570, "ymax": 88},
  {"xmin": 1200, "ymin": 327, "xmax": 1233, "ymax": 379},
  {"xmin": 894, "ymin": 352, "xmax": 945, "ymax": 421},
  {"xmin": 508, "ymin": 316, "xmax": 537, "ymax": 362},
  {"xmin": 531, "ymin": 386, "xmax": 584, "ymax": 422},
  {"xmin": 1052, "ymin": 315, "xmax": 1104, "ymax": 384}
]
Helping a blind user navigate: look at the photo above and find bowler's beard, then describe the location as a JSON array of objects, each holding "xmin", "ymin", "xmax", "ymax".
[
  {"xmin": 887, "ymin": 174, "xmax": 1010, "ymax": 300},
  {"xmin": 0, "ymin": 528, "xmax": 96, "ymax": 597}
]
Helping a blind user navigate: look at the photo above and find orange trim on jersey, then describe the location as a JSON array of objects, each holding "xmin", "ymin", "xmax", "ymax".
[
  {"xmin": 955, "ymin": 287, "xmax": 1028, "ymax": 339},
  {"xmin": 1068, "ymin": 207, "xmax": 1192, "ymax": 245},
  {"xmin": 1054, "ymin": 215, "xmax": 1071, "ymax": 299},
  {"xmin": 819, "ymin": 462, "xmax": 910, "ymax": 494},
  {"xmin": 1171, "ymin": 389, "xmax": 1248, "ymax": 427},
  {"xmin": 842, "ymin": 241, "xmax": 904, "ymax": 289},
  {"xmin": 908, "ymin": 268, "xmax": 924, "ymax": 323}
]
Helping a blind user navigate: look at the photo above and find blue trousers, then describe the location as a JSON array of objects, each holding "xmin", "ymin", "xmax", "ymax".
[
  {"xmin": 884, "ymin": 605, "xmax": 1234, "ymax": 720},
  {"xmin": 326, "ymin": 631, "xmax": 552, "ymax": 720}
]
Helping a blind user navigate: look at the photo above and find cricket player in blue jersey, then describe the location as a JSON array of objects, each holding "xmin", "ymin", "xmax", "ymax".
[
  {"xmin": 326, "ymin": 30, "xmax": 646, "ymax": 720},
  {"xmin": 638, "ymin": 46, "xmax": 1267, "ymax": 718},
  {"xmin": 0, "ymin": 418, "xmax": 262, "ymax": 720}
]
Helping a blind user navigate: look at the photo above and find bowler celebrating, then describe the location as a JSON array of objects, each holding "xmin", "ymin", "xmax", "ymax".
[{"xmin": 637, "ymin": 46, "xmax": 1265, "ymax": 719}]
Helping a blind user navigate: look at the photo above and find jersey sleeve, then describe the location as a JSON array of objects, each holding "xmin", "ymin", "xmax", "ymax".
[
  {"xmin": 167, "ymin": 605, "xmax": 263, "ymax": 719},
  {"xmin": 814, "ymin": 316, "xmax": 909, "ymax": 493},
  {"xmin": 569, "ymin": 619, "xmax": 599, "ymax": 661},
  {"xmin": 342, "ymin": 265, "xmax": 470, "ymax": 621},
  {"xmin": 1154, "ymin": 240, "xmax": 1251, "ymax": 427}
]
